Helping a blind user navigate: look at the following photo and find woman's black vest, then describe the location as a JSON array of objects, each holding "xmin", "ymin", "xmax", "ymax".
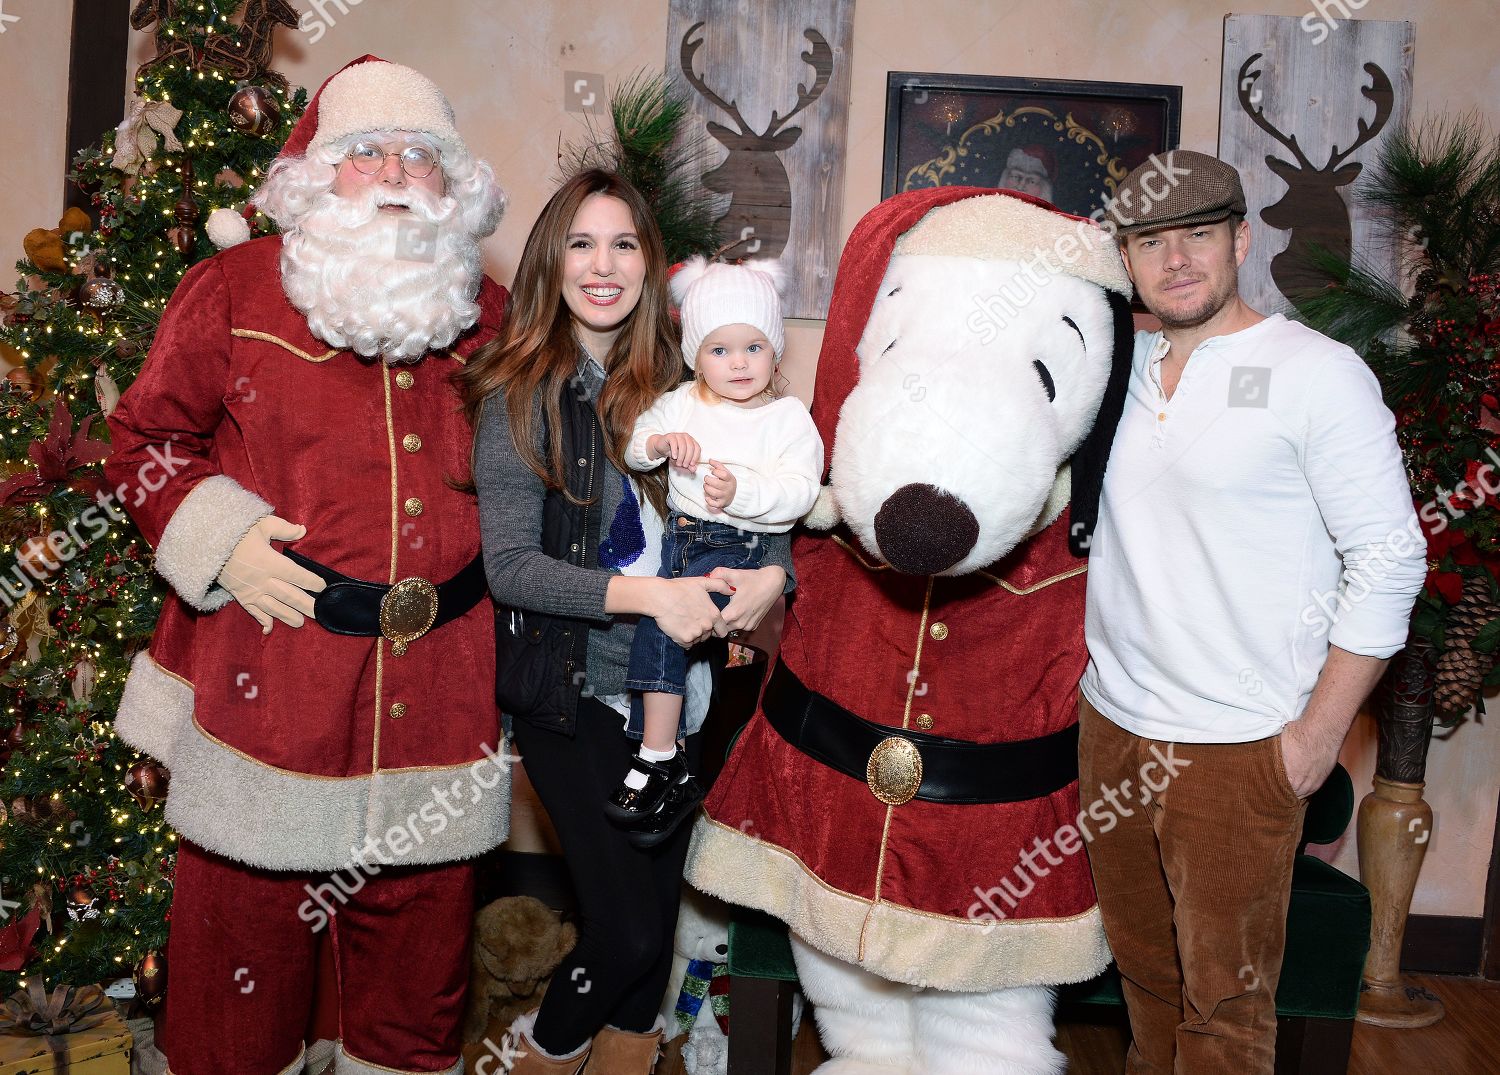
[{"xmin": 495, "ymin": 377, "xmax": 602, "ymax": 736}]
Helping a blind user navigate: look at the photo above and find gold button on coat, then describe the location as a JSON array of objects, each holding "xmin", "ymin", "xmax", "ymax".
[
  {"xmin": 404, "ymin": 497, "xmax": 423, "ymax": 517},
  {"xmin": 390, "ymin": 702, "xmax": 407, "ymax": 719},
  {"xmin": 915, "ymin": 714, "xmax": 934, "ymax": 730},
  {"xmin": 402, "ymin": 434, "xmax": 422, "ymax": 453},
  {"xmin": 395, "ymin": 371, "xmax": 414, "ymax": 389},
  {"xmin": 929, "ymin": 622, "xmax": 949, "ymax": 641}
]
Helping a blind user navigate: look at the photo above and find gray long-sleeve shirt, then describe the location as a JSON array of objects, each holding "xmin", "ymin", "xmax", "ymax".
[{"xmin": 474, "ymin": 354, "xmax": 793, "ymax": 699}]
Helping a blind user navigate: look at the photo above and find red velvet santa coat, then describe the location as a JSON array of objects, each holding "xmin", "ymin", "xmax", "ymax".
[
  {"xmin": 105, "ymin": 235, "xmax": 509, "ymax": 872},
  {"xmin": 690, "ymin": 522, "xmax": 1107, "ymax": 990}
]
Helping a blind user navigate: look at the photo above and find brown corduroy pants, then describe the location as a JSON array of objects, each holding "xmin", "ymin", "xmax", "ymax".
[{"xmin": 1078, "ymin": 697, "xmax": 1308, "ymax": 1075}]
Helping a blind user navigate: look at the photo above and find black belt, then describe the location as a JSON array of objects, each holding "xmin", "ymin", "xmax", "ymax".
[
  {"xmin": 762, "ymin": 663, "xmax": 1079, "ymax": 806},
  {"xmin": 284, "ymin": 550, "xmax": 488, "ymax": 655}
]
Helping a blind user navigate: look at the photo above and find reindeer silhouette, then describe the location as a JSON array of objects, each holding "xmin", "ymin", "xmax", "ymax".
[
  {"xmin": 681, "ymin": 20, "xmax": 832, "ymax": 260},
  {"xmin": 1237, "ymin": 52, "xmax": 1394, "ymax": 302},
  {"xmin": 132, "ymin": 0, "xmax": 300, "ymax": 90}
]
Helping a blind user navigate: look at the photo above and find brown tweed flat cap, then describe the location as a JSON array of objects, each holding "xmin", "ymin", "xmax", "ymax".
[{"xmin": 1108, "ymin": 150, "xmax": 1247, "ymax": 237}]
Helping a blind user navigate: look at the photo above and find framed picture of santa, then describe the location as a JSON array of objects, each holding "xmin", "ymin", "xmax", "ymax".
[{"xmin": 882, "ymin": 71, "xmax": 1182, "ymax": 219}]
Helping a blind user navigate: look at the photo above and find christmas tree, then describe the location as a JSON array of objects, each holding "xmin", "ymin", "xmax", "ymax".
[
  {"xmin": 0, "ymin": 0, "xmax": 305, "ymax": 993},
  {"xmin": 1296, "ymin": 116, "xmax": 1500, "ymax": 723}
]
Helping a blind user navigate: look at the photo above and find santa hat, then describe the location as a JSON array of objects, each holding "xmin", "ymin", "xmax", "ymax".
[
  {"xmin": 209, "ymin": 56, "xmax": 465, "ymax": 249},
  {"xmin": 811, "ymin": 186, "xmax": 1134, "ymax": 556},
  {"xmin": 671, "ymin": 256, "xmax": 788, "ymax": 369}
]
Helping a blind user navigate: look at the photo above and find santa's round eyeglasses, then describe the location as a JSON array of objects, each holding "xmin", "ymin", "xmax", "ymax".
[{"xmin": 346, "ymin": 141, "xmax": 440, "ymax": 179}]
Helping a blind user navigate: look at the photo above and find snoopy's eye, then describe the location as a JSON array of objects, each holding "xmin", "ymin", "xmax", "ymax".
[
  {"xmin": 887, "ymin": 286, "xmax": 902, "ymax": 297},
  {"xmin": 1061, "ymin": 316, "xmax": 1084, "ymax": 350},
  {"xmin": 1032, "ymin": 360, "xmax": 1056, "ymax": 402},
  {"xmin": 882, "ymin": 338, "xmax": 897, "ymax": 356}
]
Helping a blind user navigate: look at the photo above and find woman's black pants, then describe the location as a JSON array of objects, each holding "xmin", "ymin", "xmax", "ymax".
[{"xmin": 510, "ymin": 695, "xmax": 699, "ymax": 1054}]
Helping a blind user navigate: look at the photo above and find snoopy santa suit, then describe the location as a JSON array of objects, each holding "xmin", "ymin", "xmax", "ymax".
[
  {"xmin": 687, "ymin": 187, "xmax": 1135, "ymax": 1073},
  {"xmin": 104, "ymin": 57, "xmax": 508, "ymax": 1075}
]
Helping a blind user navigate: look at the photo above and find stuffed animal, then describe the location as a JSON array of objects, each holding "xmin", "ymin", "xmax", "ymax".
[
  {"xmin": 22, "ymin": 208, "xmax": 92, "ymax": 274},
  {"xmin": 660, "ymin": 887, "xmax": 732, "ymax": 1075},
  {"xmin": 687, "ymin": 187, "xmax": 1134, "ymax": 1074},
  {"xmin": 661, "ymin": 888, "xmax": 804, "ymax": 1075},
  {"xmin": 462, "ymin": 895, "xmax": 578, "ymax": 1044}
]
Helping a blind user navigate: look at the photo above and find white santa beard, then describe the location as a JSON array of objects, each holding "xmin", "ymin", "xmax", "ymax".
[{"xmin": 280, "ymin": 187, "xmax": 484, "ymax": 362}]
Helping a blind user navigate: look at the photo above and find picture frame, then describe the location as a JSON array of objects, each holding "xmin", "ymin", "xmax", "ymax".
[{"xmin": 882, "ymin": 72, "xmax": 1183, "ymax": 220}]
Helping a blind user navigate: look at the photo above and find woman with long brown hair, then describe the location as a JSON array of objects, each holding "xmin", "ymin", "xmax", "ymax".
[{"xmin": 462, "ymin": 170, "xmax": 792, "ymax": 1073}]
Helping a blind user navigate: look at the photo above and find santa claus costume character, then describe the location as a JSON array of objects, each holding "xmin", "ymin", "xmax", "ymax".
[
  {"xmin": 465, "ymin": 171, "xmax": 794, "ymax": 1074},
  {"xmin": 105, "ymin": 57, "xmax": 508, "ymax": 1075},
  {"xmin": 606, "ymin": 256, "xmax": 822, "ymax": 845}
]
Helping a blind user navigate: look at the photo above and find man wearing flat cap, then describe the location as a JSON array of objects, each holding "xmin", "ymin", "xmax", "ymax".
[
  {"xmin": 1077, "ymin": 150, "xmax": 1424, "ymax": 1072},
  {"xmin": 106, "ymin": 57, "xmax": 507, "ymax": 1074}
]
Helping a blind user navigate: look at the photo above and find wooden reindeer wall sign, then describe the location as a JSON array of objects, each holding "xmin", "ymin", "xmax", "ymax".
[
  {"xmin": 667, "ymin": 0, "xmax": 855, "ymax": 318},
  {"xmin": 1219, "ymin": 14, "xmax": 1413, "ymax": 313}
]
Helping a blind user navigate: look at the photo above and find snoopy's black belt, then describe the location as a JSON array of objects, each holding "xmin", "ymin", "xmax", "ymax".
[
  {"xmin": 761, "ymin": 663, "xmax": 1080, "ymax": 806},
  {"xmin": 284, "ymin": 551, "xmax": 487, "ymax": 654}
]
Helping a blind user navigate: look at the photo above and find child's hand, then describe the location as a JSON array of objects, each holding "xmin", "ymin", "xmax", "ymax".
[
  {"xmin": 650, "ymin": 433, "xmax": 701, "ymax": 472},
  {"xmin": 703, "ymin": 460, "xmax": 737, "ymax": 512}
]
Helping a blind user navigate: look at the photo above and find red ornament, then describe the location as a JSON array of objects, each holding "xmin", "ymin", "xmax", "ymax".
[
  {"xmin": 125, "ymin": 758, "xmax": 171, "ymax": 809},
  {"xmin": 133, "ymin": 950, "xmax": 168, "ymax": 1008}
]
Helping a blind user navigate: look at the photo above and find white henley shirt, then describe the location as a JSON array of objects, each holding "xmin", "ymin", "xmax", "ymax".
[{"xmin": 1081, "ymin": 314, "xmax": 1425, "ymax": 743}]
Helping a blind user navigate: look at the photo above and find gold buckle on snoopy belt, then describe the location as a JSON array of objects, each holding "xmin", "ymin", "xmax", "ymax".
[
  {"xmin": 284, "ymin": 551, "xmax": 488, "ymax": 654},
  {"xmin": 866, "ymin": 736, "xmax": 924, "ymax": 805}
]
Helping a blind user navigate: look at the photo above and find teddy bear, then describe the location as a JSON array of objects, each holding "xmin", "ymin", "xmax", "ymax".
[
  {"xmin": 660, "ymin": 887, "xmax": 731, "ymax": 1075},
  {"xmin": 463, "ymin": 895, "xmax": 578, "ymax": 1045}
]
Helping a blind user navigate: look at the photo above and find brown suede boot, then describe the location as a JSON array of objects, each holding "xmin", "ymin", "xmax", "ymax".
[
  {"xmin": 580, "ymin": 1018, "xmax": 665, "ymax": 1075},
  {"xmin": 466, "ymin": 1011, "xmax": 591, "ymax": 1074}
]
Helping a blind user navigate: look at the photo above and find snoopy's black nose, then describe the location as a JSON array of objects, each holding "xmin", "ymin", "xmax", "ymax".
[{"xmin": 874, "ymin": 484, "xmax": 978, "ymax": 575}]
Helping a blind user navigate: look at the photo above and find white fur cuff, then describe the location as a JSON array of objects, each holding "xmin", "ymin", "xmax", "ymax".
[
  {"xmin": 154, "ymin": 474, "xmax": 272, "ymax": 612},
  {"xmin": 335, "ymin": 1042, "xmax": 460, "ymax": 1075}
]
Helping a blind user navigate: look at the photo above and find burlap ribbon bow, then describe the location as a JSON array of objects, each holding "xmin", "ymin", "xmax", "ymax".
[{"xmin": 0, "ymin": 981, "xmax": 114, "ymax": 1074}]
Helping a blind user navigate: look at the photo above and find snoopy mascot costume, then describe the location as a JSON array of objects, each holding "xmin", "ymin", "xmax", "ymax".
[{"xmin": 686, "ymin": 186, "xmax": 1135, "ymax": 1074}]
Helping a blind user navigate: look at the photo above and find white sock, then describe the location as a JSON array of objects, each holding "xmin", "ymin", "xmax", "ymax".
[{"xmin": 625, "ymin": 744, "xmax": 677, "ymax": 789}]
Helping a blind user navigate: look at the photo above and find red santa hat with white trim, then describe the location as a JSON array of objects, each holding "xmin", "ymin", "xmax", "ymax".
[
  {"xmin": 807, "ymin": 185, "xmax": 1134, "ymax": 555},
  {"xmin": 208, "ymin": 55, "xmax": 467, "ymax": 249}
]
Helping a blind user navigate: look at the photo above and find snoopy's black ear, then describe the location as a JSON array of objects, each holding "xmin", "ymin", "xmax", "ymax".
[{"xmin": 1068, "ymin": 289, "xmax": 1134, "ymax": 557}]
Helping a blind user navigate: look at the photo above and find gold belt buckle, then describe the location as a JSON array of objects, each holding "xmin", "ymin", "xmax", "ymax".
[
  {"xmin": 380, "ymin": 577, "xmax": 439, "ymax": 656},
  {"xmin": 867, "ymin": 735, "xmax": 924, "ymax": 806}
]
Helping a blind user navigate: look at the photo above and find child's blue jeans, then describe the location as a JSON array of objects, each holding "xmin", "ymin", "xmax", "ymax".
[{"xmin": 624, "ymin": 513, "xmax": 765, "ymax": 738}]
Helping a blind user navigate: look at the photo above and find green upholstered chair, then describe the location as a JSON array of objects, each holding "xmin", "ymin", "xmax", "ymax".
[{"xmin": 722, "ymin": 763, "xmax": 1369, "ymax": 1075}]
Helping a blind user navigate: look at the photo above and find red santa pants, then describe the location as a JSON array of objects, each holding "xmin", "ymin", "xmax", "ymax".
[{"xmin": 160, "ymin": 839, "xmax": 473, "ymax": 1075}]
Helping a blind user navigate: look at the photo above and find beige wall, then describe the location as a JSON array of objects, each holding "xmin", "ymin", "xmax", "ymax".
[
  {"xmin": 88, "ymin": 0, "xmax": 1495, "ymax": 917},
  {"xmin": 1, "ymin": 1, "xmax": 75, "ymax": 275}
]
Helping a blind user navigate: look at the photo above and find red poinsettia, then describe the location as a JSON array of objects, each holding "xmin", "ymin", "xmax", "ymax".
[
  {"xmin": 0, "ymin": 399, "xmax": 111, "ymax": 506},
  {"xmin": 1420, "ymin": 510, "xmax": 1481, "ymax": 604}
]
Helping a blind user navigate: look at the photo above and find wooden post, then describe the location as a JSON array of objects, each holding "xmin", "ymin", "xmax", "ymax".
[{"xmin": 1356, "ymin": 638, "xmax": 1446, "ymax": 1028}]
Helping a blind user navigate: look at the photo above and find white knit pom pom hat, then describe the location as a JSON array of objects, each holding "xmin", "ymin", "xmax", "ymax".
[{"xmin": 671, "ymin": 256, "xmax": 788, "ymax": 369}]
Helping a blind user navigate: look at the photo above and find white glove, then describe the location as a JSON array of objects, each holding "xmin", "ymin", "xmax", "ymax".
[{"xmin": 217, "ymin": 516, "xmax": 326, "ymax": 634}]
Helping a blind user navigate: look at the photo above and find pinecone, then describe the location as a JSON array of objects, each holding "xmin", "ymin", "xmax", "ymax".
[{"xmin": 1434, "ymin": 574, "xmax": 1500, "ymax": 718}]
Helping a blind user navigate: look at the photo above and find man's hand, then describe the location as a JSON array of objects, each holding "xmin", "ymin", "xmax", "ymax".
[
  {"xmin": 1276, "ymin": 718, "xmax": 1340, "ymax": 799},
  {"xmin": 218, "ymin": 516, "xmax": 326, "ymax": 634},
  {"xmin": 649, "ymin": 432, "xmax": 701, "ymax": 472},
  {"xmin": 1278, "ymin": 645, "xmax": 1390, "ymax": 798},
  {"xmin": 703, "ymin": 461, "xmax": 737, "ymax": 513}
]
